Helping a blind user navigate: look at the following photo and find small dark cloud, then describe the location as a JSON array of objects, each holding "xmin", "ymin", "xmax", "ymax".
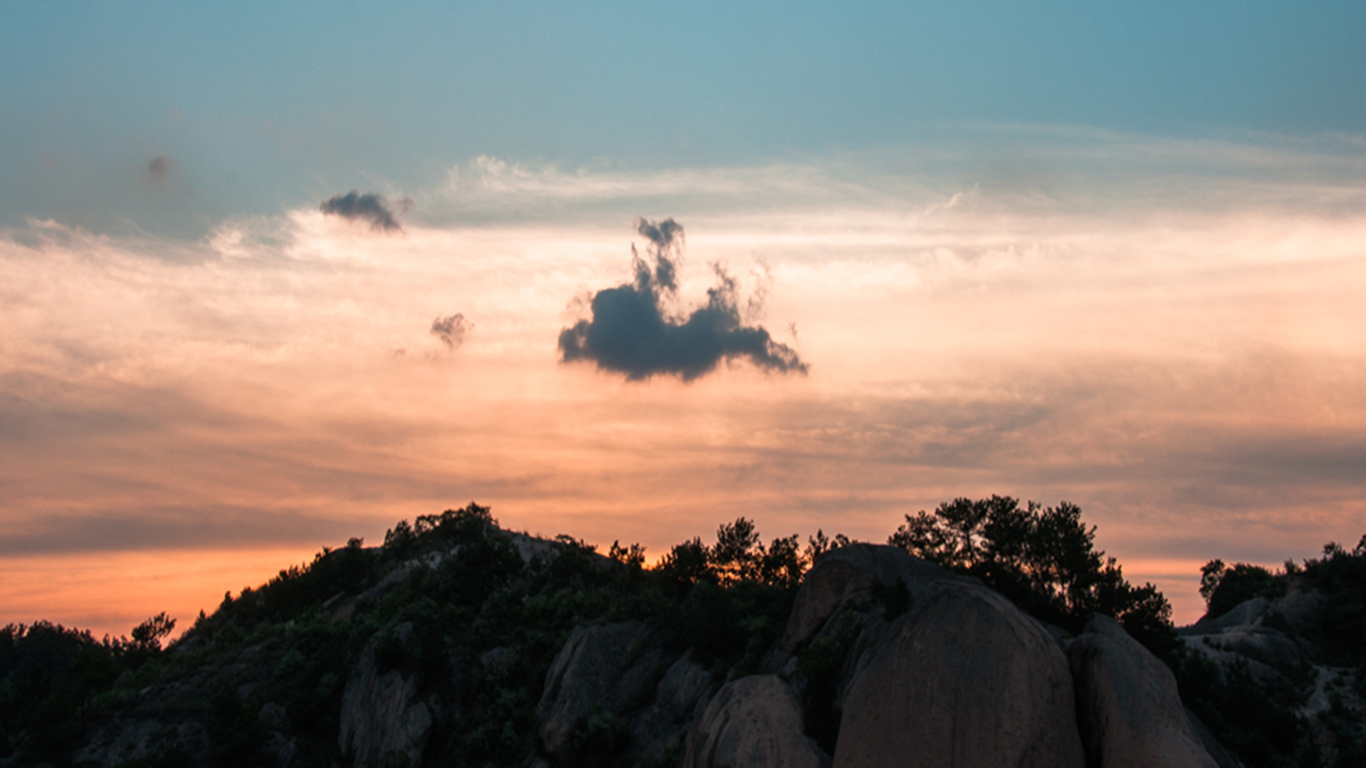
[
  {"xmin": 319, "ymin": 190, "xmax": 404, "ymax": 232},
  {"xmin": 558, "ymin": 218, "xmax": 807, "ymax": 381},
  {"xmin": 147, "ymin": 154, "xmax": 171, "ymax": 183},
  {"xmin": 431, "ymin": 313, "xmax": 469, "ymax": 350}
]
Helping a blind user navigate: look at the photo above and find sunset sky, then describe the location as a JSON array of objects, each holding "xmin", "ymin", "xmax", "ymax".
[{"xmin": 3, "ymin": 3, "xmax": 1366, "ymax": 636}]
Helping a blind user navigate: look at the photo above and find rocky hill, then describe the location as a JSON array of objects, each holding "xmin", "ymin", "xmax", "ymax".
[{"xmin": 2, "ymin": 501, "xmax": 1362, "ymax": 767}]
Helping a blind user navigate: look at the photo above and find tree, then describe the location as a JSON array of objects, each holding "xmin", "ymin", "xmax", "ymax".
[
  {"xmin": 655, "ymin": 518, "xmax": 815, "ymax": 591},
  {"xmin": 890, "ymin": 496, "xmax": 1173, "ymax": 648},
  {"xmin": 128, "ymin": 612, "xmax": 176, "ymax": 653},
  {"xmin": 1200, "ymin": 562, "xmax": 1281, "ymax": 620}
]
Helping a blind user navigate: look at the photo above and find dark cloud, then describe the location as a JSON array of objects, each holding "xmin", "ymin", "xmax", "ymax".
[
  {"xmin": 558, "ymin": 218, "xmax": 807, "ymax": 381},
  {"xmin": 431, "ymin": 313, "xmax": 469, "ymax": 350},
  {"xmin": 319, "ymin": 190, "xmax": 404, "ymax": 232},
  {"xmin": 147, "ymin": 154, "xmax": 171, "ymax": 183}
]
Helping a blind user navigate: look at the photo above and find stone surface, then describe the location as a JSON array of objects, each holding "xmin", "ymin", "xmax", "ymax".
[
  {"xmin": 536, "ymin": 621, "xmax": 668, "ymax": 761},
  {"xmin": 1218, "ymin": 628, "xmax": 1302, "ymax": 671},
  {"xmin": 1187, "ymin": 708, "xmax": 1246, "ymax": 768},
  {"xmin": 777, "ymin": 544, "xmax": 953, "ymax": 657},
  {"xmin": 1268, "ymin": 589, "xmax": 1324, "ymax": 638},
  {"xmin": 1069, "ymin": 614, "xmax": 1218, "ymax": 768},
  {"xmin": 834, "ymin": 581, "xmax": 1084, "ymax": 768},
  {"xmin": 1187, "ymin": 597, "xmax": 1268, "ymax": 635},
  {"xmin": 630, "ymin": 650, "xmax": 716, "ymax": 762},
  {"xmin": 681, "ymin": 674, "xmax": 829, "ymax": 768},
  {"xmin": 338, "ymin": 623, "xmax": 434, "ymax": 768},
  {"xmin": 1179, "ymin": 634, "xmax": 1290, "ymax": 688}
]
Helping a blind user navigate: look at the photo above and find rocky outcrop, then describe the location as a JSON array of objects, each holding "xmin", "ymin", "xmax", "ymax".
[
  {"xmin": 1069, "ymin": 614, "xmax": 1217, "ymax": 768},
  {"xmin": 338, "ymin": 624, "xmax": 434, "ymax": 768},
  {"xmin": 535, "ymin": 621, "xmax": 672, "ymax": 762},
  {"xmin": 834, "ymin": 579, "xmax": 1085, "ymax": 768},
  {"xmin": 681, "ymin": 674, "xmax": 829, "ymax": 768},
  {"xmin": 1179, "ymin": 588, "xmax": 1363, "ymax": 765}
]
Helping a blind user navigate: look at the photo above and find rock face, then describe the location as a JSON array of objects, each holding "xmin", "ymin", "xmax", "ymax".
[
  {"xmin": 1069, "ymin": 614, "xmax": 1217, "ymax": 768},
  {"xmin": 630, "ymin": 651, "xmax": 715, "ymax": 762},
  {"xmin": 833, "ymin": 580, "xmax": 1085, "ymax": 768},
  {"xmin": 535, "ymin": 621, "xmax": 672, "ymax": 762},
  {"xmin": 338, "ymin": 624, "xmax": 434, "ymax": 768},
  {"xmin": 1188, "ymin": 597, "xmax": 1269, "ymax": 635},
  {"xmin": 682, "ymin": 674, "xmax": 829, "ymax": 768}
]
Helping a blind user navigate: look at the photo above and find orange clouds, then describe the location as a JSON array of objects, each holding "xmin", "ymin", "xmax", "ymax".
[{"xmin": 3, "ymin": 137, "xmax": 1366, "ymax": 630}]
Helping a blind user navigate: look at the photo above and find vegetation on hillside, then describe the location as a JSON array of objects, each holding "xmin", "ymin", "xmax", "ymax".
[
  {"xmin": 2, "ymin": 497, "xmax": 1361, "ymax": 768},
  {"xmin": 0, "ymin": 614, "xmax": 176, "ymax": 764}
]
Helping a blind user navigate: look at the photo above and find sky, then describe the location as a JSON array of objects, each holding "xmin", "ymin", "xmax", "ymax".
[{"xmin": 3, "ymin": 2, "xmax": 1366, "ymax": 635}]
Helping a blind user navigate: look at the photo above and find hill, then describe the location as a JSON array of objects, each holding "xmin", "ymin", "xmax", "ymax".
[{"xmin": 1, "ymin": 499, "xmax": 1362, "ymax": 767}]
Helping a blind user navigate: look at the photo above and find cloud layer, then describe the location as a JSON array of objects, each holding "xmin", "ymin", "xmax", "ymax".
[
  {"xmin": 4, "ymin": 139, "xmax": 1366, "ymax": 634},
  {"xmin": 558, "ymin": 218, "xmax": 807, "ymax": 380}
]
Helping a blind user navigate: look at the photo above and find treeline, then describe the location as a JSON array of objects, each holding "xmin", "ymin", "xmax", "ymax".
[
  {"xmin": 3, "ymin": 497, "xmax": 1360, "ymax": 767},
  {"xmin": 0, "ymin": 614, "xmax": 176, "ymax": 762}
]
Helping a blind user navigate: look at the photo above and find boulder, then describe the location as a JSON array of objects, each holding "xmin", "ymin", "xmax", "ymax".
[
  {"xmin": 1187, "ymin": 597, "xmax": 1268, "ymax": 635},
  {"xmin": 777, "ymin": 544, "xmax": 953, "ymax": 657},
  {"xmin": 1069, "ymin": 614, "xmax": 1217, "ymax": 768},
  {"xmin": 1179, "ymin": 635, "xmax": 1290, "ymax": 688},
  {"xmin": 338, "ymin": 624, "xmax": 434, "ymax": 768},
  {"xmin": 1217, "ymin": 628, "xmax": 1301, "ymax": 672},
  {"xmin": 536, "ymin": 621, "xmax": 668, "ymax": 761},
  {"xmin": 1267, "ymin": 589, "xmax": 1324, "ymax": 638},
  {"xmin": 681, "ymin": 674, "xmax": 829, "ymax": 768},
  {"xmin": 630, "ymin": 651, "xmax": 715, "ymax": 762},
  {"xmin": 834, "ymin": 581, "xmax": 1084, "ymax": 768}
]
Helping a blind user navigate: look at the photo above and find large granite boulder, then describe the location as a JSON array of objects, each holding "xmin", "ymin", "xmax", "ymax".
[
  {"xmin": 777, "ymin": 544, "xmax": 954, "ymax": 657},
  {"xmin": 833, "ymin": 581, "xmax": 1084, "ymax": 768},
  {"xmin": 681, "ymin": 674, "xmax": 829, "ymax": 768},
  {"xmin": 1069, "ymin": 614, "xmax": 1218, "ymax": 768},
  {"xmin": 536, "ymin": 621, "xmax": 669, "ymax": 761},
  {"xmin": 338, "ymin": 624, "xmax": 434, "ymax": 768}
]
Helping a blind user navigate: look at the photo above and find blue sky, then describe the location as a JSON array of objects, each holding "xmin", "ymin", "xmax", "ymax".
[{"xmin": 5, "ymin": 3, "xmax": 1365, "ymax": 236}]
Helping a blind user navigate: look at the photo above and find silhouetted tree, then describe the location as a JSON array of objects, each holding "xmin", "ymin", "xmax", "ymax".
[{"xmin": 890, "ymin": 495, "xmax": 1174, "ymax": 649}]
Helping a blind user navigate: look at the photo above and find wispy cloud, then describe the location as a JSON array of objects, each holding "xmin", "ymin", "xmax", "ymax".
[{"xmin": 3, "ymin": 135, "xmax": 1366, "ymax": 630}]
